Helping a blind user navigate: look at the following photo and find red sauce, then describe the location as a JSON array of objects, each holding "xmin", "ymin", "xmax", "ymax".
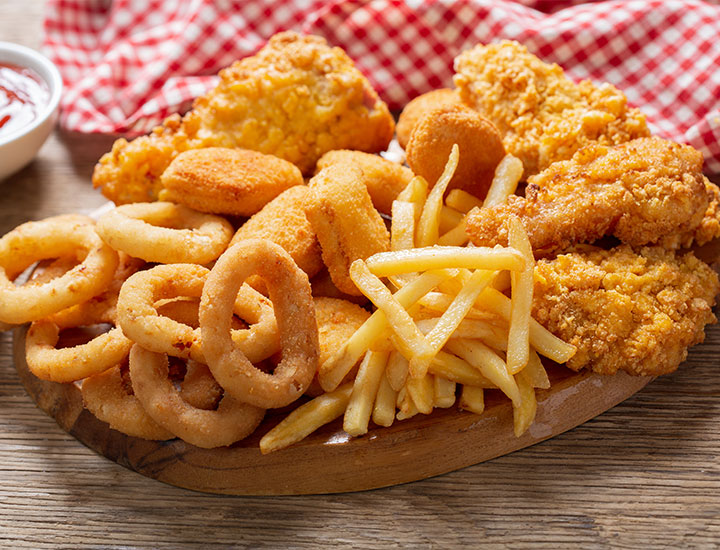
[{"xmin": 0, "ymin": 62, "xmax": 50, "ymax": 135}]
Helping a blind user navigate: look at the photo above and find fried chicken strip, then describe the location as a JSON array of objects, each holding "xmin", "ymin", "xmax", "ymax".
[
  {"xmin": 532, "ymin": 245, "xmax": 719, "ymax": 376},
  {"xmin": 453, "ymin": 40, "xmax": 649, "ymax": 177},
  {"xmin": 93, "ymin": 32, "xmax": 395, "ymax": 204},
  {"xmin": 465, "ymin": 138, "xmax": 713, "ymax": 256}
]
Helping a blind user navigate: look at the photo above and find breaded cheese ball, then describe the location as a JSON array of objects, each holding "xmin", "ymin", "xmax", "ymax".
[
  {"xmin": 159, "ymin": 147, "xmax": 302, "ymax": 216},
  {"xmin": 406, "ymin": 104, "xmax": 506, "ymax": 199},
  {"xmin": 315, "ymin": 150, "xmax": 414, "ymax": 215}
]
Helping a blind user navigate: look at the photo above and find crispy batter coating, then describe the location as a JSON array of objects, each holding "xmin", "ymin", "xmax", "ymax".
[
  {"xmin": 405, "ymin": 105, "xmax": 506, "ymax": 199},
  {"xmin": 396, "ymin": 88, "xmax": 463, "ymax": 149},
  {"xmin": 158, "ymin": 147, "xmax": 302, "ymax": 216},
  {"xmin": 660, "ymin": 178, "xmax": 720, "ymax": 248},
  {"xmin": 532, "ymin": 245, "xmax": 719, "ymax": 376},
  {"xmin": 315, "ymin": 150, "xmax": 413, "ymax": 215},
  {"xmin": 305, "ymin": 164, "xmax": 390, "ymax": 296},
  {"xmin": 465, "ymin": 138, "xmax": 709, "ymax": 256},
  {"xmin": 305, "ymin": 296, "xmax": 370, "ymax": 396},
  {"xmin": 454, "ymin": 40, "xmax": 649, "ymax": 177},
  {"xmin": 93, "ymin": 32, "xmax": 395, "ymax": 204},
  {"xmin": 230, "ymin": 186, "xmax": 323, "ymax": 280}
]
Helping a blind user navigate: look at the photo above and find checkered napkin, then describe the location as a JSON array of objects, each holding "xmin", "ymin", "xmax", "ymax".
[{"xmin": 43, "ymin": 0, "xmax": 720, "ymax": 172}]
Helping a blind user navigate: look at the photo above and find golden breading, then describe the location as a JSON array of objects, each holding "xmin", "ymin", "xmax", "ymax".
[
  {"xmin": 305, "ymin": 296, "xmax": 370, "ymax": 397},
  {"xmin": 396, "ymin": 88, "xmax": 463, "ymax": 149},
  {"xmin": 315, "ymin": 150, "xmax": 413, "ymax": 215},
  {"xmin": 405, "ymin": 105, "xmax": 506, "ymax": 198},
  {"xmin": 532, "ymin": 245, "xmax": 719, "ymax": 376},
  {"xmin": 465, "ymin": 138, "xmax": 709, "ymax": 256},
  {"xmin": 158, "ymin": 147, "xmax": 302, "ymax": 216},
  {"xmin": 454, "ymin": 40, "xmax": 649, "ymax": 177},
  {"xmin": 660, "ymin": 177, "xmax": 720, "ymax": 249},
  {"xmin": 230, "ymin": 185, "xmax": 323, "ymax": 279},
  {"xmin": 93, "ymin": 32, "xmax": 395, "ymax": 204},
  {"xmin": 305, "ymin": 164, "xmax": 390, "ymax": 296}
]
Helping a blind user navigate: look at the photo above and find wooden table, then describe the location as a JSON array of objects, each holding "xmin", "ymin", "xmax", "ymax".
[{"xmin": 1, "ymin": 3, "xmax": 718, "ymax": 548}]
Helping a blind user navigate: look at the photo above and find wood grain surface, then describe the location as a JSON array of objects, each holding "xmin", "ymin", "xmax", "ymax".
[{"xmin": 1, "ymin": 3, "xmax": 719, "ymax": 548}]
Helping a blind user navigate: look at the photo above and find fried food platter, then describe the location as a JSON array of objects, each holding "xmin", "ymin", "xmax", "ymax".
[{"xmin": 12, "ymin": 327, "xmax": 651, "ymax": 495}]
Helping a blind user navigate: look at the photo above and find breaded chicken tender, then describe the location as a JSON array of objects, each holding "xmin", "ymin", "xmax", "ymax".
[
  {"xmin": 465, "ymin": 138, "xmax": 709, "ymax": 256},
  {"xmin": 93, "ymin": 32, "xmax": 395, "ymax": 204},
  {"xmin": 406, "ymin": 105, "xmax": 506, "ymax": 198},
  {"xmin": 532, "ymin": 245, "xmax": 719, "ymax": 376},
  {"xmin": 230, "ymin": 186, "xmax": 323, "ymax": 279},
  {"xmin": 396, "ymin": 88, "xmax": 463, "ymax": 149},
  {"xmin": 660, "ymin": 177, "xmax": 720, "ymax": 249},
  {"xmin": 305, "ymin": 164, "xmax": 390, "ymax": 296},
  {"xmin": 315, "ymin": 150, "xmax": 414, "ymax": 215},
  {"xmin": 454, "ymin": 40, "xmax": 649, "ymax": 177},
  {"xmin": 158, "ymin": 147, "xmax": 302, "ymax": 216},
  {"xmin": 305, "ymin": 296, "xmax": 371, "ymax": 396}
]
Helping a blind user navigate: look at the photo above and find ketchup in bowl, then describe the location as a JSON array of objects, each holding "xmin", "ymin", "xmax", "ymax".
[{"xmin": 0, "ymin": 62, "xmax": 50, "ymax": 136}]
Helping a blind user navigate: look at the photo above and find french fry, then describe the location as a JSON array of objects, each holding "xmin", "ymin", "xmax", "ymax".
[
  {"xmin": 396, "ymin": 174, "xmax": 428, "ymax": 207},
  {"xmin": 410, "ymin": 268, "xmax": 496, "ymax": 378},
  {"xmin": 259, "ymin": 383, "xmax": 353, "ymax": 454},
  {"xmin": 434, "ymin": 376, "xmax": 456, "ymax": 408},
  {"xmin": 483, "ymin": 154, "xmax": 523, "ymax": 208},
  {"xmin": 491, "ymin": 269, "xmax": 512, "ymax": 292},
  {"xmin": 507, "ymin": 217, "xmax": 534, "ymax": 374},
  {"xmin": 513, "ymin": 367, "xmax": 537, "ymax": 436},
  {"xmin": 349, "ymin": 259, "xmax": 433, "ymax": 361},
  {"xmin": 391, "ymin": 200, "xmax": 418, "ymax": 251},
  {"xmin": 524, "ymin": 349, "xmax": 551, "ymax": 389},
  {"xmin": 429, "ymin": 350, "xmax": 496, "ymax": 387},
  {"xmin": 439, "ymin": 205, "xmax": 464, "ymax": 234},
  {"xmin": 372, "ymin": 372, "xmax": 397, "ymax": 427},
  {"xmin": 416, "ymin": 317, "xmax": 504, "ymax": 341},
  {"xmin": 446, "ymin": 339, "xmax": 521, "ymax": 406},
  {"xmin": 344, "ymin": 350, "xmax": 390, "ymax": 436},
  {"xmin": 385, "ymin": 349, "xmax": 409, "ymax": 391},
  {"xmin": 406, "ymin": 373, "xmax": 434, "ymax": 414},
  {"xmin": 396, "ymin": 390, "xmax": 419, "ymax": 421},
  {"xmin": 416, "ymin": 144, "xmax": 459, "ymax": 247},
  {"xmin": 445, "ymin": 188, "xmax": 483, "ymax": 213},
  {"xmin": 459, "ymin": 385, "xmax": 485, "ymax": 415},
  {"xmin": 438, "ymin": 219, "xmax": 469, "ymax": 247},
  {"xmin": 478, "ymin": 287, "xmax": 577, "ymax": 364},
  {"xmin": 318, "ymin": 269, "xmax": 453, "ymax": 392},
  {"xmin": 365, "ymin": 246, "xmax": 525, "ymax": 277}
]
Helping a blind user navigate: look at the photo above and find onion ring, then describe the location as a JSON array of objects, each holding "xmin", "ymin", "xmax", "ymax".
[
  {"xmin": 179, "ymin": 360, "xmax": 223, "ymax": 411},
  {"xmin": 25, "ymin": 313, "xmax": 133, "ymax": 383},
  {"xmin": 81, "ymin": 363, "xmax": 174, "ymax": 440},
  {"xmin": 0, "ymin": 215, "xmax": 119, "ymax": 324},
  {"xmin": 116, "ymin": 263, "xmax": 279, "ymax": 363},
  {"xmin": 199, "ymin": 239, "xmax": 319, "ymax": 408},
  {"xmin": 95, "ymin": 202, "xmax": 233, "ymax": 264},
  {"xmin": 129, "ymin": 345, "xmax": 265, "ymax": 449}
]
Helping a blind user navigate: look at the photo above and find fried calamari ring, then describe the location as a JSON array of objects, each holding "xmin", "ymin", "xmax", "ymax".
[
  {"xmin": 95, "ymin": 202, "xmax": 233, "ymax": 264},
  {"xmin": 315, "ymin": 150, "xmax": 414, "ymax": 215},
  {"xmin": 116, "ymin": 263, "xmax": 279, "ymax": 364},
  {"xmin": 0, "ymin": 215, "xmax": 119, "ymax": 324},
  {"xmin": 129, "ymin": 345, "xmax": 265, "ymax": 449},
  {"xmin": 406, "ymin": 104, "xmax": 506, "ymax": 198},
  {"xmin": 158, "ymin": 147, "xmax": 303, "ymax": 216},
  {"xmin": 81, "ymin": 363, "xmax": 174, "ymax": 440},
  {"xmin": 200, "ymin": 239, "xmax": 319, "ymax": 408},
  {"xmin": 396, "ymin": 88, "xmax": 464, "ymax": 149}
]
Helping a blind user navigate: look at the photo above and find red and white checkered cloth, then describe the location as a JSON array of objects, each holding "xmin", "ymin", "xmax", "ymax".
[{"xmin": 43, "ymin": 0, "xmax": 720, "ymax": 173}]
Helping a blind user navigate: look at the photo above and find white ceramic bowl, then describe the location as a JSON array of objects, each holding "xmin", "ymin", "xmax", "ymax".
[{"xmin": 0, "ymin": 42, "xmax": 63, "ymax": 181}]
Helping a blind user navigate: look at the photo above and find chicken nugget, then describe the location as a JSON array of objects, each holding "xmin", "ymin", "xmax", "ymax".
[
  {"xmin": 405, "ymin": 105, "xmax": 506, "ymax": 199},
  {"xmin": 230, "ymin": 186, "xmax": 323, "ymax": 279},
  {"xmin": 315, "ymin": 150, "xmax": 413, "ymax": 215},
  {"xmin": 93, "ymin": 32, "xmax": 394, "ymax": 204},
  {"xmin": 158, "ymin": 147, "xmax": 302, "ymax": 216},
  {"xmin": 396, "ymin": 88, "xmax": 463, "ymax": 149},
  {"xmin": 305, "ymin": 296, "xmax": 371, "ymax": 396},
  {"xmin": 305, "ymin": 164, "xmax": 390, "ymax": 296}
]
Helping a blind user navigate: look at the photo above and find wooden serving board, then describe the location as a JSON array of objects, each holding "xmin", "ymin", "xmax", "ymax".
[{"xmin": 13, "ymin": 325, "xmax": 652, "ymax": 495}]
